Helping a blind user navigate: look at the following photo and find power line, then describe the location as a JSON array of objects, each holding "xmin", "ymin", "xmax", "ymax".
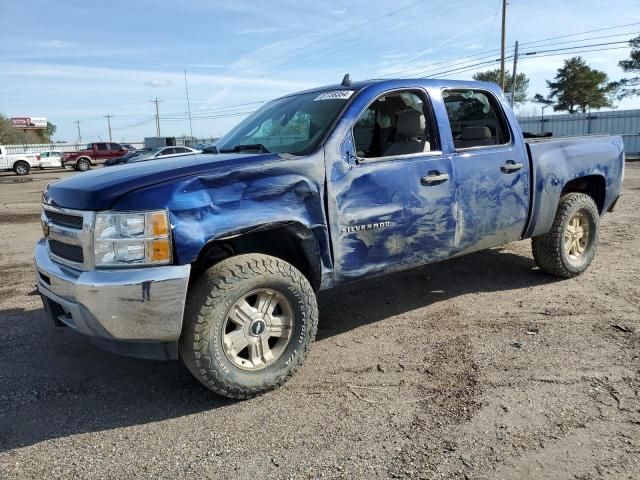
[
  {"xmin": 518, "ymin": 21, "xmax": 640, "ymax": 47},
  {"xmin": 374, "ymin": 22, "xmax": 638, "ymax": 80},
  {"xmin": 230, "ymin": 0, "xmax": 436, "ymax": 75},
  {"xmin": 265, "ymin": 0, "xmax": 474, "ymax": 74},
  {"xmin": 111, "ymin": 118, "xmax": 155, "ymax": 131},
  {"xmin": 162, "ymin": 99, "xmax": 267, "ymax": 116},
  {"xmin": 417, "ymin": 43, "xmax": 631, "ymax": 79},
  {"xmin": 520, "ymin": 40, "xmax": 631, "ymax": 56}
]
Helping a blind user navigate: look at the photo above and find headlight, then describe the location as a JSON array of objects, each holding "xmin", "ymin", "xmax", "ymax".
[{"xmin": 93, "ymin": 210, "xmax": 172, "ymax": 267}]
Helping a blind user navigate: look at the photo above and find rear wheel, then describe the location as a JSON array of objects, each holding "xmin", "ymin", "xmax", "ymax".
[
  {"xmin": 180, "ymin": 254, "xmax": 318, "ymax": 399},
  {"xmin": 76, "ymin": 158, "xmax": 91, "ymax": 171},
  {"xmin": 13, "ymin": 161, "xmax": 30, "ymax": 176},
  {"xmin": 532, "ymin": 192, "xmax": 599, "ymax": 278}
]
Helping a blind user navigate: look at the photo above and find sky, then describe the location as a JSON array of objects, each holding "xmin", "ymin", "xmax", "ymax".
[{"xmin": 1, "ymin": 0, "xmax": 639, "ymax": 143}]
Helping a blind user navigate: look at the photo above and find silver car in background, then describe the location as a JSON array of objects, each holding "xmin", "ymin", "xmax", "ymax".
[{"xmin": 126, "ymin": 146, "xmax": 201, "ymax": 163}]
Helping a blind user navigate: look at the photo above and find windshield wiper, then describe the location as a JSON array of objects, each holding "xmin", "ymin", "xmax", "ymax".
[{"xmin": 219, "ymin": 143, "xmax": 271, "ymax": 154}]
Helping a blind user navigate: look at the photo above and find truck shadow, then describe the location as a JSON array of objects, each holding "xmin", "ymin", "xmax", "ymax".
[
  {"xmin": 0, "ymin": 247, "xmax": 556, "ymax": 452},
  {"xmin": 316, "ymin": 246, "xmax": 556, "ymax": 341},
  {"xmin": 0, "ymin": 307, "xmax": 232, "ymax": 453}
]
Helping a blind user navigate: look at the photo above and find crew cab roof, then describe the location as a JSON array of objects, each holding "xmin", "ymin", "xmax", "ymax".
[{"xmin": 275, "ymin": 78, "xmax": 505, "ymax": 101}]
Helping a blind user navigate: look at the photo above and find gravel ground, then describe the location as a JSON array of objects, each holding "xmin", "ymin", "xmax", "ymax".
[{"xmin": 0, "ymin": 165, "xmax": 638, "ymax": 479}]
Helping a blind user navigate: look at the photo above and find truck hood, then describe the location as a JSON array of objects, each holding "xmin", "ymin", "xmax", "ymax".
[{"xmin": 44, "ymin": 152, "xmax": 283, "ymax": 210}]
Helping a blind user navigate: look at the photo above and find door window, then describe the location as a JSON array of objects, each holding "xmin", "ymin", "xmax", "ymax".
[
  {"xmin": 352, "ymin": 91, "xmax": 436, "ymax": 159},
  {"xmin": 96, "ymin": 143, "xmax": 108, "ymax": 151},
  {"xmin": 158, "ymin": 148, "xmax": 175, "ymax": 156},
  {"xmin": 173, "ymin": 147, "xmax": 190, "ymax": 154},
  {"xmin": 442, "ymin": 89, "xmax": 511, "ymax": 149},
  {"xmin": 109, "ymin": 143, "xmax": 122, "ymax": 151}
]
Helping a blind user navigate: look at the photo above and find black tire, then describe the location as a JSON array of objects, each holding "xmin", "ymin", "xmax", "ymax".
[
  {"xmin": 76, "ymin": 158, "xmax": 91, "ymax": 171},
  {"xmin": 13, "ymin": 161, "xmax": 30, "ymax": 176},
  {"xmin": 532, "ymin": 192, "xmax": 599, "ymax": 278},
  {"xmin": 180, "ymin": 254, "xmax": 318, "ymax": 399}
]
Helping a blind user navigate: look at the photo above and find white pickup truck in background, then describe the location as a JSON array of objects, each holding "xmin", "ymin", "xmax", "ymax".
[{"xmin": 0, "ymin": 146, "xmax": 40, "ymax": 175}]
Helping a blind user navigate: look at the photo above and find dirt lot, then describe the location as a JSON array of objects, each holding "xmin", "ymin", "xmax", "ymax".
[{"xmin": 0, "ymin": 165, "xmax": 638, "ymax": 479}]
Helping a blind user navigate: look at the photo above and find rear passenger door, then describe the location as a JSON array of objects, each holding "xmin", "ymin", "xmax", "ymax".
[
  {"xmin": 442, "ymin": 88, "xmax": 530, "ymax": 254},
  {"xmin": 173, "ymin": 147, "xmax": 191, "ymax": 156}
]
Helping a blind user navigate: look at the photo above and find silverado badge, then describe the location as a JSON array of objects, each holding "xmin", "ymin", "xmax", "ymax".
[{"xmin": 341, "ymin": 221, "xmax": 390, "ymax": 234}]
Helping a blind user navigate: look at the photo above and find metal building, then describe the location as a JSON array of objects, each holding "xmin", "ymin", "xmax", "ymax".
[{"xmin": 518, "ymin": 109, "xmax": 640, "ymax": 156}]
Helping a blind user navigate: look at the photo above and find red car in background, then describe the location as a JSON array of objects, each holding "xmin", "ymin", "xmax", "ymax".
[{"xmin": 63, "ymin": 142, "xmax": 127, "ymax": 171}]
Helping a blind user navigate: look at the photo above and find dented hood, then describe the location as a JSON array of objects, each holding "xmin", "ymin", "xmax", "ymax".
[{"xmin": 43, "ymin": 152, "xmax": 282, "ymax": 210}]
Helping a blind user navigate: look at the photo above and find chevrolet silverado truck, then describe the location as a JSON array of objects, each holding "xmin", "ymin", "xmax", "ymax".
[
  {"xmin": 35, "ymin": 79, "xmax": 624, "ymax": 399},
  {"xmin": 0, "ymin": 146, "xmax": 40, "ymax": 175},
  {"xmin": 63, "ymin": 142, "xmax": 128, "ymax": 171}
]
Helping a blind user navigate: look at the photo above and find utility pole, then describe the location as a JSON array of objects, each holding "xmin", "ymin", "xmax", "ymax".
[
  {"xmin": 104, "ymin": 114, "xmax": 113, "ymax": 141},
  {"xmin": 499, "ymin": 0, "xmax": 507, "ymax": 91},
  {"xmin": 150, "ymin": 97, "xmax": 163, "ymax": 137},
  {"xmin": 75, "ymin": 120, "xmax": 82, "ymax": 144},
  {"xmin": 510, "ymin": 41, "xmax": 519, "ymax": 107},
  {"xmin": 184, "ymin": 70, "xmax": 194, "ymax": 140}
]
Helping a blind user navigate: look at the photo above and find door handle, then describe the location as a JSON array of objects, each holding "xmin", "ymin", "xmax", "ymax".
[
  {"xmin": 501, "ymin": 161, "xmax": 524, "ymax": 173},
  {"xmin": 421, "ymin": 172, "xmax": 450, "ymax": 185}
]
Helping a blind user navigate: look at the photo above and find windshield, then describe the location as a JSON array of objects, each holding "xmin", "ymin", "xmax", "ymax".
[{"xmin": 216, "ymin": 90, "xmax": 354, "ymax": 156}]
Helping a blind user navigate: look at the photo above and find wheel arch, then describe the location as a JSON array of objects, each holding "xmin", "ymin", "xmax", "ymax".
[
  {"xmin": 561, "ymin": 174, "xmax": 606, "ymax": 214},
  {"xmin": 191, "ymin": 221, "xmax": 323, "ymax": 291}
]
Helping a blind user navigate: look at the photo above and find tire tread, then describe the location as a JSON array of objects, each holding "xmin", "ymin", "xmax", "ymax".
[
  {"xmin": 180, "ymin": 254, "xmax": 318, "ymax": 399},
  {"xmin": 532, "ymin": 192, "xmax": 599, "ymax": 278}
]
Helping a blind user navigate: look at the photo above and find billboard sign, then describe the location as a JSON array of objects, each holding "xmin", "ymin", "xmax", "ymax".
[{"xmin": 10, "ymin": 117, "xmax": 48, "ymax": 129}]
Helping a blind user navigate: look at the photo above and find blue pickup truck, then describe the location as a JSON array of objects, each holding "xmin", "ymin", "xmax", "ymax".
[{"xmin": 35, "ymin": 78, "xmax": 624, "ymax": 398}]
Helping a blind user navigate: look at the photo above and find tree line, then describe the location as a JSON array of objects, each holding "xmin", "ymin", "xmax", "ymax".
[{"xmin": 472, "ymin": 34, "xmax": 640, "ymax": 114}]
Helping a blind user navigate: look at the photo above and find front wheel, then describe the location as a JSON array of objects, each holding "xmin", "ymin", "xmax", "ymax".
[
  {"xmin": 180, "ymin": 254, "xmax": 318, "ymax": 399},
  {"xmin": 13, "ymin": 161, "xmax": 30, "ymax": 176},
  {"xmin": 532, "ymin": 192, "xmax": 599, "ymax": 278}
]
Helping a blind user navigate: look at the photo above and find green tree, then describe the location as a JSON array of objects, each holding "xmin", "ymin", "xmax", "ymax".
[
  {"xmin": 45, "ymin": 122, "xmax": 57, "ymax": 141},
  {"xmin": 472, "ymin": 69, "xmax": 530, "ymax": 105},
  {"xmin": 614, "ymin": 34, "xmax": 640, "ymax": 98},
  {"xmin": 537, "ymin": 57, "xmax": 617, "ymax": 113}
]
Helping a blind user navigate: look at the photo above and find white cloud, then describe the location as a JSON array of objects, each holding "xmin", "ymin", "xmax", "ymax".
[
  {"xmin": 237, "ymin": 27, "xmax": 283, "ymax": 35},
  {"xmin": 331, "ymin": 8, "xmax": 346, "ymax": 15},
  {"xmin": 35, "ymin": 40, "xmax": 72, "ymax": 49},
  {"xmin": 144, "ymin": 79, "xmax": 174, "ymax": 87}
]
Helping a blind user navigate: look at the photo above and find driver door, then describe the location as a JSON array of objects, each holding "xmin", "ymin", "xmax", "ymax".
[{"xmin": 326, "ymin": 89, "xmax": 457, "ymax": 282}]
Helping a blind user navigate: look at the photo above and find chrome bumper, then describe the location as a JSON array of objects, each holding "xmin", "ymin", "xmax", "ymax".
[{"xmin": 34, "ymin": 239, "xmax": 190, "ymax": 344}]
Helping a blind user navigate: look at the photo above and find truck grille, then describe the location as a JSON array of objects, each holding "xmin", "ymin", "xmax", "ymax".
[
  {"xmin": 48, "ymin": 239, "xmax": 85, "ymax": 263},
  {"xmin": 44, "ymin": 210, "xmax": 84, "ymax": 229},
  {"xmin": 42, "ymin": 204, "xmax": 94, "ymax": 269}
]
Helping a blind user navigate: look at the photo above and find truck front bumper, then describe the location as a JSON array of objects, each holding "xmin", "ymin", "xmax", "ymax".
[{"xmin": 34, "ymin": 239, "xmax": 190, "ymax": 359}]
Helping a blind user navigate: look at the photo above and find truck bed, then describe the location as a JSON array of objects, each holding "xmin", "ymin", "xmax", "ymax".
[{"xmin": 523, "ymin": 134, "xmax": 625, "ymax": 238}]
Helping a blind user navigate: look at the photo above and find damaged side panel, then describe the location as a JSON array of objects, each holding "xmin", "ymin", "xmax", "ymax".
[{"xmin": 111, "ymin": 152, "xmax": 333, "ymax": 284}]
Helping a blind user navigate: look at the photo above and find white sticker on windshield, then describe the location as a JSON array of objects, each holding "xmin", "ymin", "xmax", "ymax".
[{"xmin": 313, "ymin": 90, "xmax": 355, "ymax": 101}]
